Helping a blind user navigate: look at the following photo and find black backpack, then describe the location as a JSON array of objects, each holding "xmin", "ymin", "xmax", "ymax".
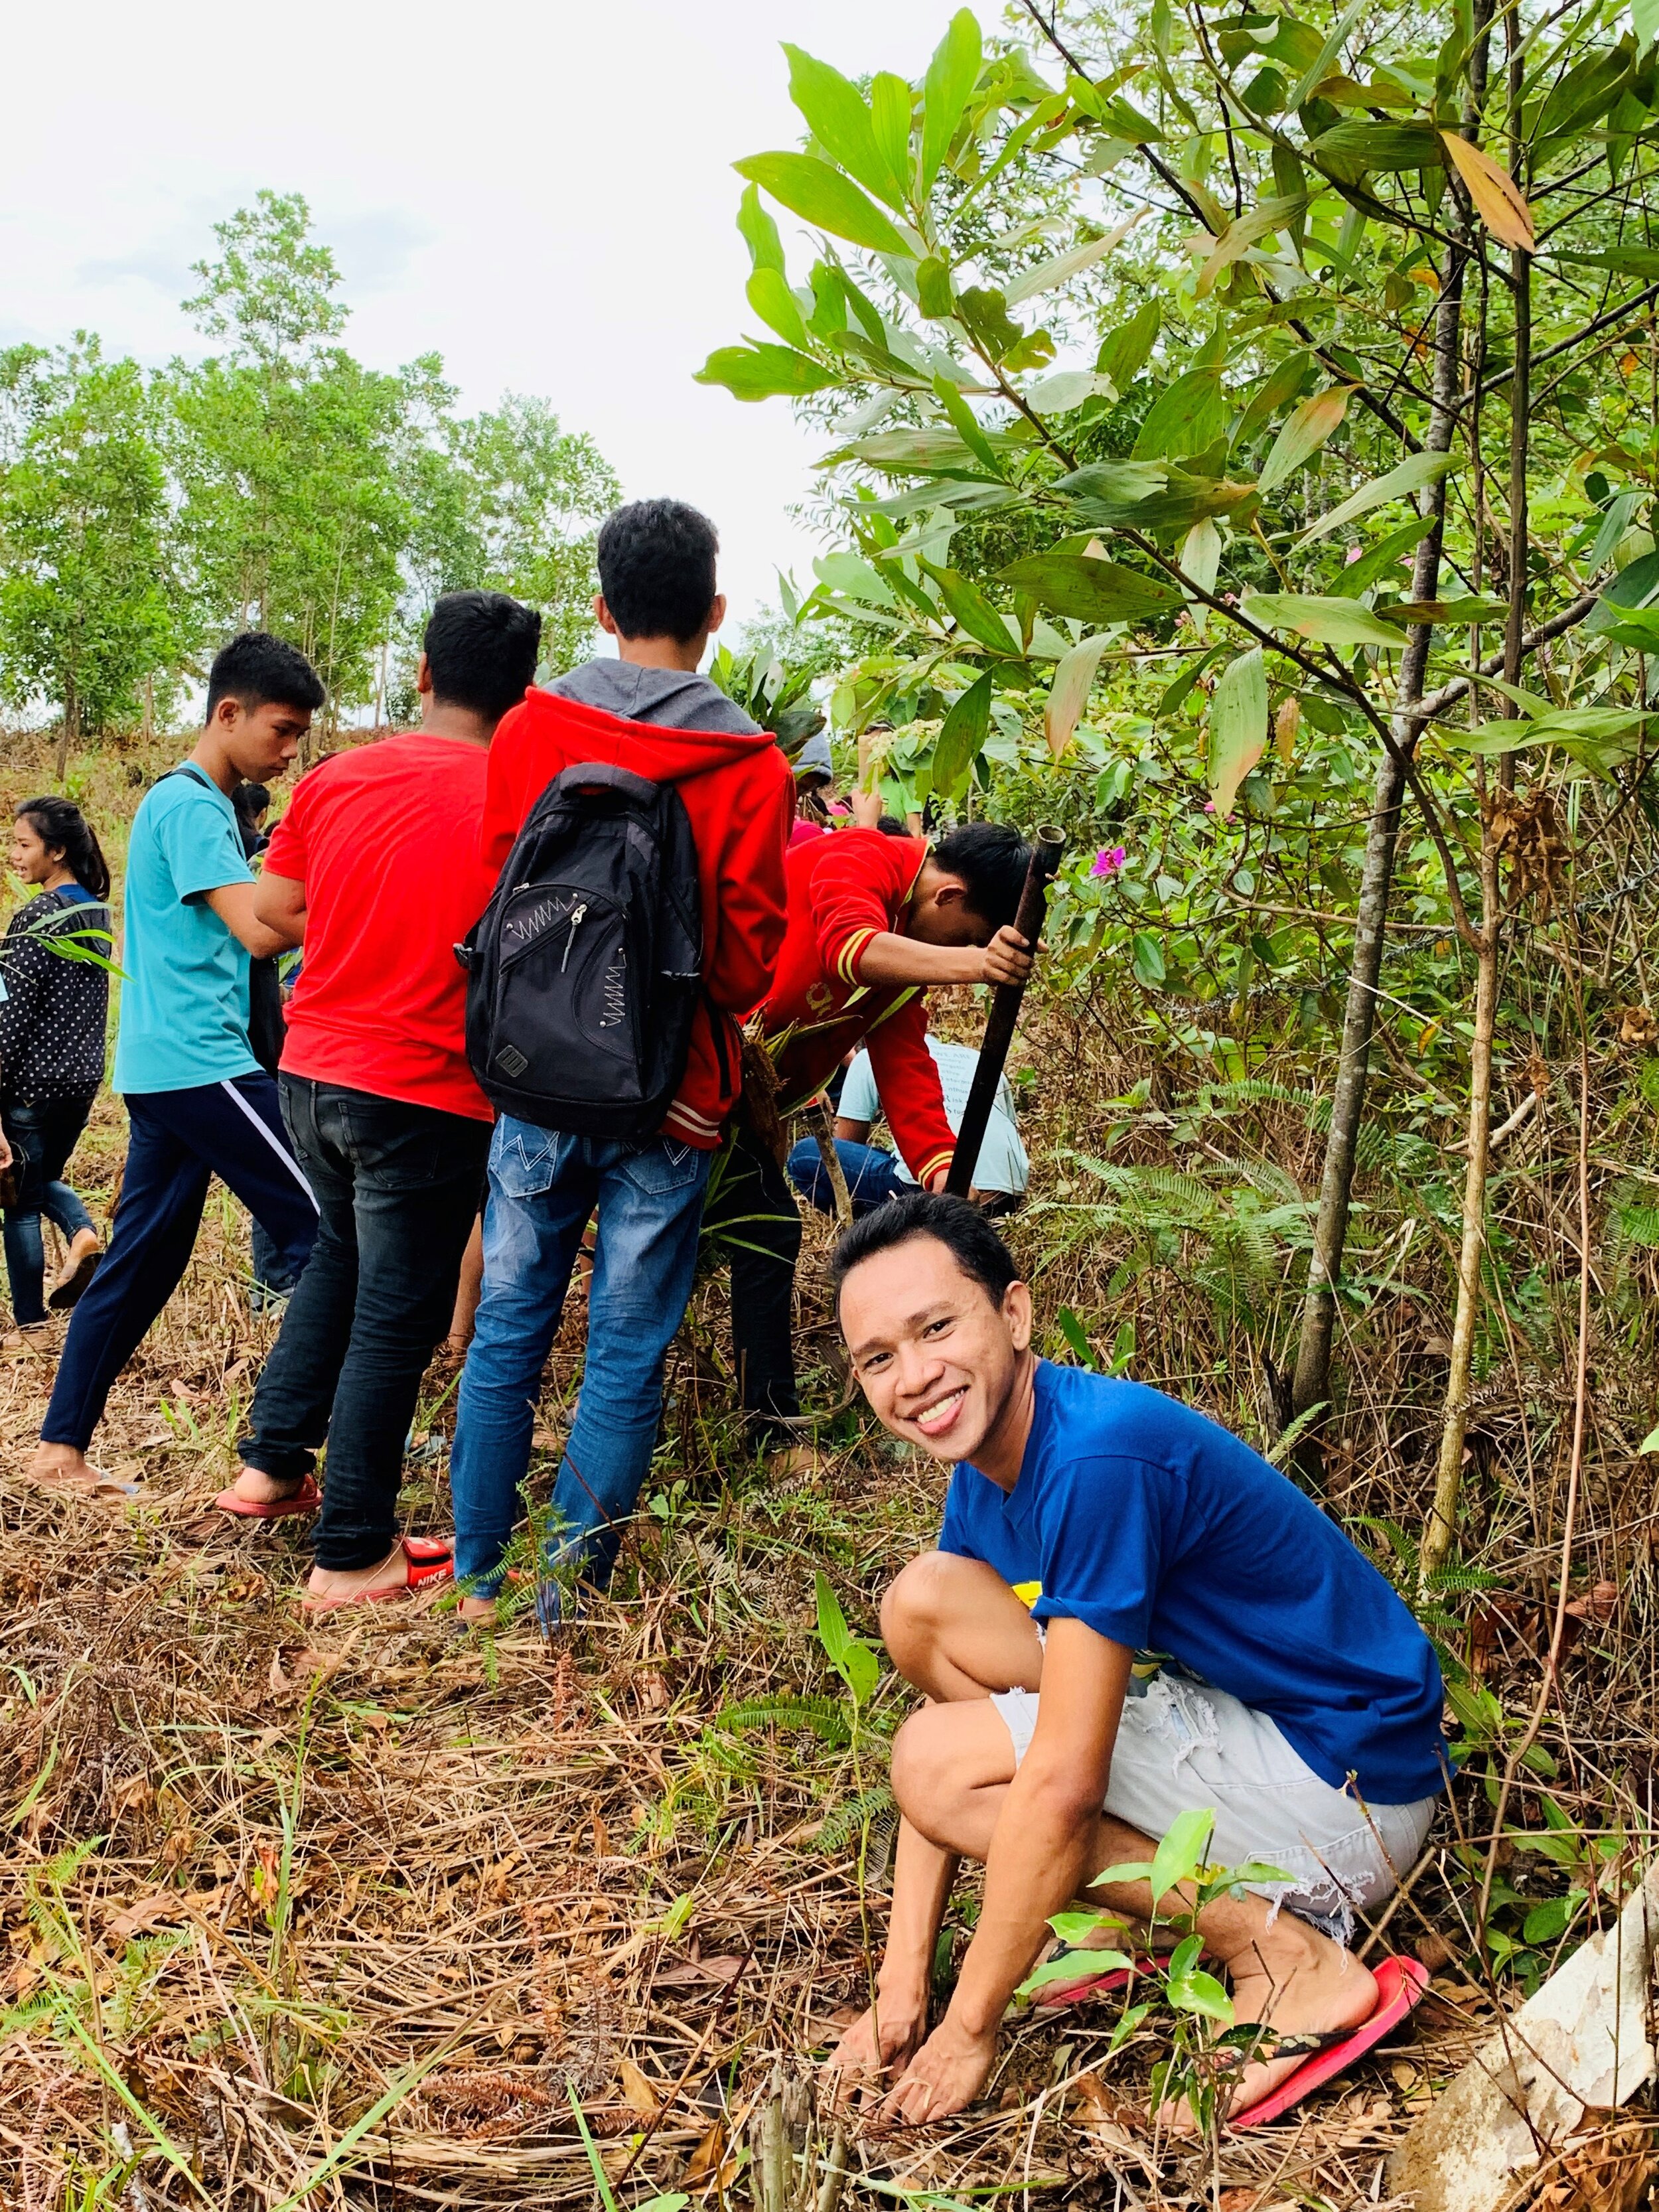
[{"xmin": 461, "ymin": 761, "xmax": 704, "ymax": 1138}]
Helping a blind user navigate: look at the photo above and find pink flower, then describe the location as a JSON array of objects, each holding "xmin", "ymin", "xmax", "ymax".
[
  {"xmin": 1344, "ymin": 544, "xmax": 1362, "ymax": 564},
  {"xmin": 1090, "ymin": 844, "xmax": 1126, "ymax": 878}
]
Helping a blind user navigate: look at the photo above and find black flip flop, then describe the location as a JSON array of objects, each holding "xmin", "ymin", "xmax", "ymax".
[{"xmin": 48, "ymin": 1249, "xmax": 102, "ymax": 1311}]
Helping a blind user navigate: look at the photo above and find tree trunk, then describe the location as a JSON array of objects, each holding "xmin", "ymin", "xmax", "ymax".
[
  {"xmin": 55, "ymin": 673, "xmax": 79, "ymax": 783},
  {"xmin": 1421, "ymin": 42, "xmax": 1532, "ymax": 1575},
  {"xmin": 1289, "ymin": 234, "xmax": 1474, "ymax": 1445}
]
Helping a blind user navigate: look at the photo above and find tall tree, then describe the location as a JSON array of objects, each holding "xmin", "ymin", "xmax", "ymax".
[
  {"xmin": 167, "ymin": 190, "xmax": 409, "ymax": 719},
  {"xmin": 0, "ymin": 336, "xmax": 175, "ymax": 771}
]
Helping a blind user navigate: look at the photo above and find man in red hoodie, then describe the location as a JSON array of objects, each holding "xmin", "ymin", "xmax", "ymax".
[
  {"xmin": 449, "ymin": 500, "xmax": 792, "ymax": 1619},
  {"xmin": 709, "ymin": 820, "xmax": 1032, "ymax": 1460}
]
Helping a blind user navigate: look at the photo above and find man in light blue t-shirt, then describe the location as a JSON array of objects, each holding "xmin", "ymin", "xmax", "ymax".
[
  {"xmin": 30, "ymin": 634, "xmax": 326, "ymax": 1498},
  {"xmin": 824, "ymin": 1192, "xmax": 1445, "ymax": 2134},
  {"xmin": 787, "ymin": 1034, "xmax": 1028, "ymax": 1218}
]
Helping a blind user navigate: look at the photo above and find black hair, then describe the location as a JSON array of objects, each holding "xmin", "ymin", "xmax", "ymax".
[
  {"xmin": 832, "ymin": 1189, "xmax": 1019, "ymax": 1309},
  {"xmin": 15, "ymin": 796, "xmax": 111, "ymax": 900},
  {"xmin": 205, "ymin": 631, "xmax": 326, "ymax": 723},
  {"xmin": 233, "ymin": 781, "xmax": 271, "ymax": 822},
  {"xmin": 423, "ymin": 589, "xmax": 542, "ymax": 725},
  {"xmin": 596, "ymin": 498, "xmax": 719, "ymax": 644},
  {"xmin": 931, "ymin": 822, "xmax": 1031, "ymax": 932}
]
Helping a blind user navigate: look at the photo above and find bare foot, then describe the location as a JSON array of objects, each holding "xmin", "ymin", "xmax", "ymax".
[
  {"xmin": 48, "ymin": 1220, "xmax": 102, "ymax": 1300},
  {"xmin": 765, "ymin": 1441, "xmax": 827, "ymax": 1484},
  {"xmin": 226, "ymin": 1464, "xmax": 309, "ymax": 1507},
  {"xmin": 455, "ymin": 1592, "xmax": 498, "ymax": 1629},
  {"xmin": 2, "ymin": 1323, "xmax": 52, "ymax": 1356},
  {"xmin": 1159, "ymin": 1919, "xmax": 1376, "ymax": 2131},
  {"xmin": 24, "ymin": 1441, "xmax": 136, "ymax": 1497}
]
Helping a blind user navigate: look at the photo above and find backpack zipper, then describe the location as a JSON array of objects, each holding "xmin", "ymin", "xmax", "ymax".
[{"xmin": 560, "ymin": 901, "xmax": 589, "ymax": 972}]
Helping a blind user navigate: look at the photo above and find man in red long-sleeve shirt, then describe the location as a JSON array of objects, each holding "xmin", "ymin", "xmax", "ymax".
[{"xmin": 704, "ymin": 820, "xmax": 1033, "ymax": 1459}]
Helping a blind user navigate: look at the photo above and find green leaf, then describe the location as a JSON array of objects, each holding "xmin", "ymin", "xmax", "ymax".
[
  {"xmin": 784, "ymin": 46, "xmax": 908, "ymax": 210},
  {"xmin": 921, "ymin": 10, "xmax": 983, "ymax": 190},
  {"xmin": 932, "ymin": 374, "xmax": 1003, "ymax": 475},
  {"xmin": 1296, "ymin": 450, "xmax": 1456, "ymax": 544},
  {"xmin": 1149, "ymin": 1806, "xmax": 1216, "ymax": 1903},
  {"xmin": 1285, "ymin": 0, "xmax": 1368, "ymax": 108},
  {"xmin": 870, "ymin": 72, "xmax": 915, "ymax": 197},
  {"xmin": 1378, "ymin": 597, "xmax": 1508, "ymax": 626},
  {"xmin": 932, "ymin": 670, "xmax": 994, "ymax": 799},
  {"xmin": 955, "ymin": 285, "xmax": 1028, "ymax": 362},
  {"xmin": 1046, "ymin": 632, "xmax": 1111, "ymax": 756},
  {"xmin": 1133, "ymin": 368, "xmax": 1230, "ymax": 461},
  {"xmin": 1208, "ymin": 649, "xmax": 1268, "ymax": 813},
  {"xmin": 1048, "ymin": 1911, "xmax": 1128, "ymax": 1942},
  {"xmin": 1242, "ymin": 591, "xmax": 1404, "ymax": 649},
  {"xmin": 1235, "ymin": 350, "xmax": 1315, "ymax": 450},
  {"xmin": 1195, "ymin": 193, "xmax": 1308, "ymax": 296},
  {"xmin": 735, "ymin": 153, "xmax": 912, "ymax": 256},
  {"xmin": 1639, "ymin": 1425, "xmax": 1659, "ymax": 1454},
  {"xmin": 1342, "ymin": 512, "xmax": 1435, "ymax": 595},
  {"xmin": 745, "ymin": 269, "xmax": 810, "ymax": 350},
  {"xmin": 1257, "ymin": 386, "xmax": 1350, "ymax": 492},
  {"xmin": 1092, "ymin": 1856, "xmax": 1156, "ymax": 1885},
  {"xmin": 1019, "ymin": 1947, "xmax": 1133, "ymax": 1996},
  {"xmin": 1131, "ymin": 932, "xmax": 1166, "ymax": 988},
  {"xmin": 1167, "ymin": 1966, "xmax": 1235, "ymax": 2022},
  {"xmin": 999, "ymin": 550, "xmax": 1181, "ymax": 623},
  {"xmin": 1006, "ymin": 214, "xmax": 1143, "ymax": 305},
  {"xmin": 737, "ymin": 184, "xmax": 786, "ymax": 273},
  {"xmin": 842, "ymin": 1639, "xmax": 881, "ymax": 1706},
  {"xmin": 924, "ymin": 561, "xmax": 1019, "ymax": 653},
  {"xmin": 1096, "ymin": 301, "xmax": 1161, "ymax": 388},
  {"xmin": 1522, "ymin": 1891, "xmax": 1585, "ymax": 1946},
  {"xmin": 917, "ymin": 256, "xmax": 955, "ymax": 317},
  {"xmin": 815, "ymin": 1570, "xmax": 851, "ymax": 1666},
  {"xmin": 1056, "ymin": 1306, "xmax": 1100, "ymax": 1366},
  {"xmin": 695, "ymin": 344, "xmax": 838, "ymax": 402},
  {"xmin": 1312, "ymin": 120, "xmax": 1445, "ymax": 173},
  {"xmin": 1551, "ymin": 246, "xmax": 1659, "ymax": 279}
]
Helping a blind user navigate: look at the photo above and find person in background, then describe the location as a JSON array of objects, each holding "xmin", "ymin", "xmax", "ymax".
[
  {"xmin": 710, "ymin": 822, "xmax": 1033, "ymax": 1469},
  {"xmin": 787, "ymin": 1031, "xmax": 1029, "ymax": 1220},
  {"xmin": 231, "ymin": 778, "xmax": 295, "ymax": 1313},
  {"xmin": 449, "ymin": 498, "xmax": 792, "ymax": 1622},
  {"xmin": 27, "ymin": 633, "xmax": 325, "ymax": 1499},
  {"xmin": 0, "ymin": 798, "xmax": 113, "ymax": 1347},
  {"xmin": 218, "ymin": 592, "xmax": 543, "ymax": 1612},
  {"xmin": 232, "ymin": 782, "xmax": 272, "ymax": 854}
]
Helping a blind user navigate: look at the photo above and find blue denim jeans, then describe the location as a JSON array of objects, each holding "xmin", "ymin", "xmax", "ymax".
[
  {"xmin": 449, "ymin": 1118, "xmax": 713, "ymax": 1593},
  {"xmin": 786, "ymin": 1135, "xmax": 907, "ymax": 1218},
  {"xmin": 3, "ymin": 1092, "xmax": 98, "ymax": 1325}
]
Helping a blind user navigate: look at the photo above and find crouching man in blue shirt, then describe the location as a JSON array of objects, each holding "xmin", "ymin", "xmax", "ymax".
[{"xmin": 826, "ymin": 1192, "xmax": 1445, "ymax": 2128}]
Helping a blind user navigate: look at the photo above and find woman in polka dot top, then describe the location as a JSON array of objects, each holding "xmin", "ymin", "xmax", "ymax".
[{"xmin": 0, "ymin": 797, "xmax": 112, "ymax": 1346}]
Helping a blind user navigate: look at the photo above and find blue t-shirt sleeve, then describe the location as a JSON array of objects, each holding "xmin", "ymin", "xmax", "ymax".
[
  {"xmin": 838, "ymin": 1051, "xmax": 879, "ymax": 1122},
  {"xmin": 155, "ymin": 786, "xmax": 253, "ymax": 905},
  {"xmin": 939, "ymin": 1470, "xmax": 978, "ymax": 1560},
  {"xmin": 1029, "ymin": 1455, "xmax": 1171, "ymax": 1650}
]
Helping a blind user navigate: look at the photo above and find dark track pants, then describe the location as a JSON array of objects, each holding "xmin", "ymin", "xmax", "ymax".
[
  {"xmin": 40, "ymin": 1074, "xmax": 319, "ymax": 1449},
  {"xmin": 701, "ymin": 1122, "xmax": 802, "ymax": 1444}
]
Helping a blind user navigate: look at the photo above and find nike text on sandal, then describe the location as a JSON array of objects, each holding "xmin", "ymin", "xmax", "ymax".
[
  {"xmin": 214, "ymin": 1475, "xmax": 322, "ymax": 1520},
  {"xmin": 299, "ymin": 1536, "xmax": 454, "ymax": 1613},
  {"xmin": 1228, "ymin": 1954, "xmax": 1429, "ymax": 2128}
]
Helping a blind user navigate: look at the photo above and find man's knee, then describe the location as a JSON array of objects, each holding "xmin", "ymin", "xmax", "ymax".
[
  {"xmin": 880, "ymin": 1550, "xmax": 972, "ymax": 1679},
  {"xmin": 889, "ymin": 1704, "xmax": 956, "ymax": 1830}
]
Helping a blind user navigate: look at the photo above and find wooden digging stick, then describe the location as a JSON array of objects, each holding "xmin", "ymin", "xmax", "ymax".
[
  {"xmin": 944, "ymin": 828, "xmax": 1066, "ymax": 1199},
  {"xmin": 806, "ymin": 1098, "xmax": 854, "ymax": 1230}
]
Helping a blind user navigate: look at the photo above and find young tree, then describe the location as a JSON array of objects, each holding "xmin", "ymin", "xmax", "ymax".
[
  {"xmin": 0, "ymin": 337, "xmax": 175, "ymax": 773},
  {"xmin": 699, "ymin": 1, "xmax": 1659, "ymax": 1536}
]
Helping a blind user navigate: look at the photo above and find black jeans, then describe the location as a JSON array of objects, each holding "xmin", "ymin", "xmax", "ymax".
[
  {"xmin": 702, "ymin": 1122, "xmax": 802, "ymax": 1444},
  {"xmin": 241, "ymin": 1077, "xmax": 490, "ymax": 1570}
]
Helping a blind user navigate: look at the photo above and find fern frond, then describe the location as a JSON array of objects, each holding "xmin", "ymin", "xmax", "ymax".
[{"xmin": 713, "ymin": 1696, "xmax": 854, "ymax": 1746}]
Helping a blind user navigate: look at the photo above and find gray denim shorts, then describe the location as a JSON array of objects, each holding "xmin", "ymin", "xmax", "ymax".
[{"xmin": 991, "ymin": 1671, "xmax": 1438, "ymax": 1944}]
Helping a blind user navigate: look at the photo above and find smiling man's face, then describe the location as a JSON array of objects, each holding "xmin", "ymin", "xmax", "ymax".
[{"xmin": 839, "ymin": 1232, "xmax": 1032, "ymax": 1464}]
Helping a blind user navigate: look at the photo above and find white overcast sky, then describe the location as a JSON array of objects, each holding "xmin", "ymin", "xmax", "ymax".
[{"xmin": 2, "ymin": 0, "xmax": 965, "ymax": 637}]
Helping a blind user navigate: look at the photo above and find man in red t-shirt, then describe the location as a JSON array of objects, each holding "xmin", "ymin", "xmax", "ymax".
[
  {"xmin": 220, "ymin": 591, "xmax": 542, "ymax": 1611},
  {"xmin": 709, "ymin": 821, "xmax": 1033, "ymax": 1461}
]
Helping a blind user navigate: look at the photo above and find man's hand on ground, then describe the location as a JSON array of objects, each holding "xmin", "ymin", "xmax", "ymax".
[
  {"xmin": 823, "ymin": 1988, "xmax": 928, "ymax": 2109},
  {"xmin": 878, "ymin": 2014, "xmax": 999, "ymax": 2125},
  {"xmin": 976, "ymin": 926, "xmax": 1033, "ymax": 988}
]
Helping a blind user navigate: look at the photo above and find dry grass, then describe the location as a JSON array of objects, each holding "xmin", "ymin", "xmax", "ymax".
[{"xmin": 1, "ymin": 732, "xmax": 1654, "ymax": 2207}]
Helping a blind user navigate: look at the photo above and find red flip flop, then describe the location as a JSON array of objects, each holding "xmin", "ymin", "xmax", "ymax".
[
  {"xmin": 1035, "ymin": 1953, "xmax": 1167, "ymax": 2008},
  {"xmin": 300, "ymin": 1535, "xmax": 454, "ymax": 1613},
  {"xmin": 214, "ymin": 1475, "xmax": 322, "ymax": 1519},
  {"xmin": 1228, "ymin": 1954, "xmax": 1429, "ymax": 2128}
]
